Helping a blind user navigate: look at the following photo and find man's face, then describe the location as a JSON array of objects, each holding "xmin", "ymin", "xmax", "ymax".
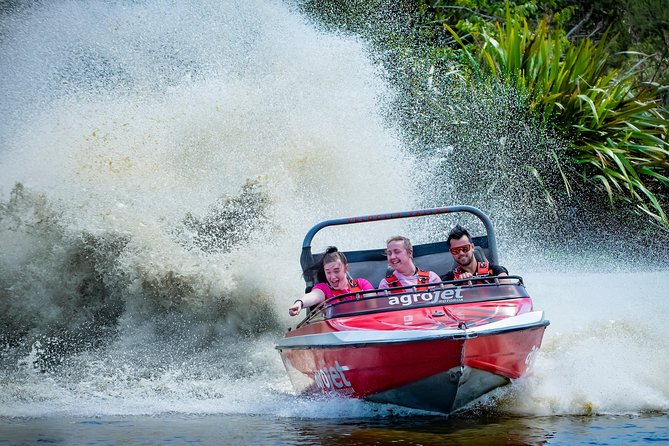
[{"xmin": 449, "ymin": 235, "xmax": 474, "ymax": 267}]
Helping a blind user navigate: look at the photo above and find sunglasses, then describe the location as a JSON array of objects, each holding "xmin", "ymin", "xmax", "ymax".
[{"xmin": 449, "ymin": 244, "xmax": 472, "ymax": 255}]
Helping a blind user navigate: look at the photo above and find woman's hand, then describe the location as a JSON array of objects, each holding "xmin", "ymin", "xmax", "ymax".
[{"xmin": 288, "ymin": 299, "xmax": 303, "ymax": 316}]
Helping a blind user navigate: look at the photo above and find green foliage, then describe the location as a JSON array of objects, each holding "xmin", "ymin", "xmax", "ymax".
[
  {"xmin": 419, "ymin": 0, "xmax": 669, "ymax": 93},
  {"xmin": 298, "ymin": 0, "xmax": 669, "ymax": 233},
  {"xmin": 548, "ymin": 0, "xmax": 669, "ymax": 89},
  {"xmin": 444, "ymin": 15, "xmax": 669, "ymax": 228},
  {"xmin": 414, "ymin": 1, "xmax": 575, "ymax": 45}
]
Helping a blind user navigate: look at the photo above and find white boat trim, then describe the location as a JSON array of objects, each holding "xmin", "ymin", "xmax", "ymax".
[{"xmin": 277, "ymin": 311, "xmax": 547, "ymax": 349}]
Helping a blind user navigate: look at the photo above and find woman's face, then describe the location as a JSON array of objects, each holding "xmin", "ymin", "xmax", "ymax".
[
  {"xmin": 385, "ymin": 240, "xmax": 412, "ymax": 271},
  {"xmin": 324, "ymin": 259, "xmax": 348, "ymax": 289}
]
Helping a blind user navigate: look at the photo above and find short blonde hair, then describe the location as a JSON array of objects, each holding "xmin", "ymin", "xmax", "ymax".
[{"xmin": 386, "ymin": 235, "xmax": 412, "ymax": 254}]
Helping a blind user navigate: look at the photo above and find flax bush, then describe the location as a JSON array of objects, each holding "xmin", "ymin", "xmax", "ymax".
[{"xmin": 445, "ymin": 15, "xmax": 669, "ymax": 229}]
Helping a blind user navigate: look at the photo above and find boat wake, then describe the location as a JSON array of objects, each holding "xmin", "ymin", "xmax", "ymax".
[{"xmin": 503, "ymin": 272, "xmax": 669, "ymax": 417}]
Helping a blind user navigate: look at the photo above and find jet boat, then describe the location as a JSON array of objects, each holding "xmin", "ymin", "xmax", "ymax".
[{"xmin": 276, "ymin": 206, "xmax": 549, "ymax": 414}]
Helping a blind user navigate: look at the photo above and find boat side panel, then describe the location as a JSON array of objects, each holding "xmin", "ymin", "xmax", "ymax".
[
  {"xmin": 464, "ymin": 326, "xmax": 547, "ymax": 379},
  {"xmin": 278, "ymin": 338, "xmax": 465, "ymax": 399}
]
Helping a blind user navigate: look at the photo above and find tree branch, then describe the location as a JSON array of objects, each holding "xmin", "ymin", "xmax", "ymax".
[{"xmin": 566, "ymin": 6, "xmax": 593, "ymax": 39}]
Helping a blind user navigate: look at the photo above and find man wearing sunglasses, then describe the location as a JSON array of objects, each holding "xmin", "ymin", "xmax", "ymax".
[{"xmin": 442, "ymin": 225, "xmax": 508, "ymax": 282}]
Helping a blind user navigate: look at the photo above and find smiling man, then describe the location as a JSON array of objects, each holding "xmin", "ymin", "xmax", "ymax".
[{"xmin": 442, "ymin": 225, "xmax": 509, "ymax": 282}]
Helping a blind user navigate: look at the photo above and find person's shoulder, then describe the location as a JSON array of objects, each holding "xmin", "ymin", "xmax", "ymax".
[
  {"xmin": 489, "ymin": 264, "xmax": 508, "ymax": 274},
  {"xmin": 356, "ymin": 278, "xmax": 374, "ymax": 290},
  {"xmin": 427, "ymin": 270, "xmax": 441, "ymax": 281},
  {"xmin": 312, "ymin": 282, "xmax": 331, "ymax": 294}
]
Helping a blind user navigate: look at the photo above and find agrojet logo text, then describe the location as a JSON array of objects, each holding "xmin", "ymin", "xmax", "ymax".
[
  {"xmin": 314, "ymin": 361, "xmax": 352, "ymax": 390},
  {"xmin": 387, "ymin": 288, "xmax": 464, "ymax": 306}
]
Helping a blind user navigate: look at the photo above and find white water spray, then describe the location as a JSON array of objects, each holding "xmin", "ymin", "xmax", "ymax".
[{"xmin": 0, "ymin": 0, "xmax": 417, "ymax": 417}]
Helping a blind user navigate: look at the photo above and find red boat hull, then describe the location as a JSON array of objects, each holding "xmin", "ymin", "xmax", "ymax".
[{"xmin": 278, "ymin": 291, "xmax": 548, "ymax": 413}]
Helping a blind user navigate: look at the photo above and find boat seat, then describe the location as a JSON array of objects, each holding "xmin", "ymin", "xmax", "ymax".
[{"xmin": 474, "ymin": 246, "xmax": 488, "ymax": 263}]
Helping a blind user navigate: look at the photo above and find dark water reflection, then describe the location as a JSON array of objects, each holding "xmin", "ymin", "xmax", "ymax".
[
  {"xmin": 294, "ymin": 416, "xmax": 552, "ymax": 445},
  {"xmin": 1, "ymin": 413, "xmax": 668, "ymax": 445}
]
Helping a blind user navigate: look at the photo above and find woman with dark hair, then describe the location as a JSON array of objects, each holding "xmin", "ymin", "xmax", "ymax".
[{"xmin": 288, "ymin": 247, "xmax": 373, "ymax": 316}]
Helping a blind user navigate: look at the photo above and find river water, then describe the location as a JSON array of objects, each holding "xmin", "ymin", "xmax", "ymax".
[
  {"xmin": 1, "ymin": 412, "xmax": 668, "ymax": 445},
  {"xmin": 1, "ymin": 0, "xmax": 668, "ymax": 444}
]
